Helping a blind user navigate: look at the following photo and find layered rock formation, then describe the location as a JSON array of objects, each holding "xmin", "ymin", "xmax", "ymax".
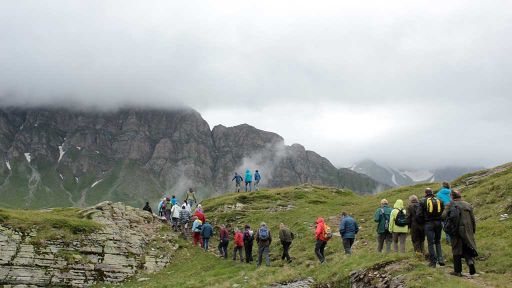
[
  {"xmin": 0, "ymin": 107, "xmax": 386, "ymax": 208},
  {"xmin": 0, "ymin": 202, "xmax": 177, "ymax": 287}
]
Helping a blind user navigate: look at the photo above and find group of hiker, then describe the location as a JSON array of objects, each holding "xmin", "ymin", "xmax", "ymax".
[
  {"xmin": 232, "ymin": 169, "xmax": 261, "ymax": 192},
  {"xmin": 143, "ymin": 181, "xmax": 478, "ymax": 277},
  {"xmin": 374, "ymin": 182, "xmax": 478, "ymax": 276}
]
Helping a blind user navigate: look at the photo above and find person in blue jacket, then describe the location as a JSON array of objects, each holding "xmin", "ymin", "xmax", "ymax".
[
  {"xmin": 200, "ymin": 219, "xmax": 214, "ymax": 251},
  {"xmin": 254, "ymin": 170, "xmax": 261, "ymax": 191},
  {"xmin": 436, "ymin": 182, "xmax": 452, "ymax": 244},
  {"xmin": 339, "ymin": 212, "xmax": 359, "ymax": 254},
  {"xmin": 244, "ymin": 169, "xmax": 253, "ymax": 192}
]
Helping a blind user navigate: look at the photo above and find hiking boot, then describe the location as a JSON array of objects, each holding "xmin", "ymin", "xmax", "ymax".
[
  {"xmin": 438, "ymin": 261, "xmax": 445, "ymax": 266},
  {"xmin": 450, "ymin": 272, "xmax": 462, "ymax": 277},
  {"xmin": 428, "ymin": 262, "xmax": 436, "ymax": 268},
  {"xmin": 469, "ymin": 264, "xmax": 476, "ymax": 275}
]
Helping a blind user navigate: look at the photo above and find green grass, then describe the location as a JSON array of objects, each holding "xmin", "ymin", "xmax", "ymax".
[
  {"xmin": 100, "ymin": 164, "xmax": 512, "ymax": 288},
  {"xmin": 0, "ymin": 207, "xmax": 103, "ymax": 244}
]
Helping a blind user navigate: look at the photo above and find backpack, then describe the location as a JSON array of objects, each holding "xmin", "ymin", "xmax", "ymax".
[
  {"xmin": 244, "ymin": 230, "xmax": 254, "ymax": 243},
  {"xmin": 323, "ymin": 224, "xmax": 333, "ymax": 240},
  {"xmin": 290, "ymin": 232, "xmax": 295, "ymax": 240},
  {"xmin": 259, "ymin": 227, "xmax": 269, "ymax": 240},
  {"xmin": 443, "ymin": 204, "xmax": 461, "ymax": 238},
  {"xmin": 394, "ymin": 209, "xmax": 408, "ymax": 227},
  {"xmin": 426, "ymin": 197, "xmax": 442, "ymax": 217},
  {"xmin": 380, "ymin": 208, "xmax": 390, "ymax": 230}
]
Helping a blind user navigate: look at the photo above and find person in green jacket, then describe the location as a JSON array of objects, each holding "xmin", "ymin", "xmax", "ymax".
[
  {"xmin": 374, "ymin": 199, "xmax": 393, "ymax": 253},
  {"xmin": 389, "ymin": 199, "xmax": 409, "ymax": 253}
]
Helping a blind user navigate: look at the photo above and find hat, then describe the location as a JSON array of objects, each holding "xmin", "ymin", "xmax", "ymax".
[
  {"xmin": 197, "ymin": 204, "xmax": 202, "ymax": 208},
  {"xmin": 425, "ymin": 188, "xmax": 433, "ymax": 195}
]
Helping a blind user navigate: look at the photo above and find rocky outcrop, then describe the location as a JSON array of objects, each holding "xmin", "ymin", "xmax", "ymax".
[
  {"xmin": 0, "ymin": 202, "xmax": 177, "ymax": 287},
  {"xmin": 0, "ymin": 107, "xmax": 386, "ymax": 209},
  {"xmin": 349, "ymin": 261, "xmax": 407, "ymax": 288}
]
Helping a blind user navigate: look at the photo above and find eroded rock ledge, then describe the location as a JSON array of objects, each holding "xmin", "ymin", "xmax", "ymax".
[{"xmin": 0, "ymin": 201, "xmax": 177, "ymax": 287}]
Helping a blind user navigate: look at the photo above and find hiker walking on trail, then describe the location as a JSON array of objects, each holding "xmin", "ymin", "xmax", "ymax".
[
  {"xmin": 244, "ymin": 169, "xmax": 253, "ymax": 192},
  {"xmin": 185, "ymin": 188, "xmax": 197, "ymax": 208},
  {"xmin": 315, "ymin": 217, "xmax": 331, "ymax": 263},
  {"xmin": 171, "ymin": 195, "xmax": 177, "ymax": 206},
  {"xmin": 279, "ymin": 223, "xmax": 293, "ymax": 263},
  {"xmin": 374, "ymin": 199, "xmax": 393, "ymax": 253},
  {"xmin": 232, "ymin": 172, "xmax": 244, "ymax": 192},
  {"xmin": 389, "ymin": 199, "xmax": 409, "ymax": 253},
  {"xmin": 194, "ymin": 205, "xmax": 206, "ymax": 223},
  {"xmin": 407, "ymin": 195, "xmax": 425, "ymax": 255},
  {"xmin": 142, "ymin": 202, "xmax": 152, "ymax": 214},
  {"xmin": 256, "ymin": 222, "xmax": 272, "ymax": 267},
  {"xmin": 157, "ymin": 198, "xmax": 165, "ymax": 217},
  {"xmin": 163, "ymin": 197, "xmax": 172, "ymax": 221},
  {"xmin": 418, "ymin": 188, "xmax": 445, "ymax": 267},
  {"xmin": 254, "ymin": 170, "xmax": 261, "ymax": 191},
  {"xmin": 243, "ymin": 224, "xmax": 254, "ymax": 263},
  {"xmin": 437, "ymin": 182, "xmax": 452, "ymax": 244},
  {"xmin": 218, "ymin": 225, "xmax": 229, "ymax": 259},
  {"xmin": 179, "ymin": 204, "xmax": 191, "ymax": 239},
  {"xmin": 192, "ymin": 216, "xmax": 203, "ymax": 247},
  {"xmin": 233, "ymin": 228, "xmax": 244, "ymax": 262},
  {"xmin": 201, "ymin": 219, "xmax": 213, "ymax": 251},
  {"xmin": 339, "ymin": 212, "xmax": 359, "ymax": 255},
  {"xmin": 170, "ymin": 201, "xmax": 181, "ymax": 231},
  {"xmin": 442, "ymin": 190, "xmax": 478, "ymax": 277}
]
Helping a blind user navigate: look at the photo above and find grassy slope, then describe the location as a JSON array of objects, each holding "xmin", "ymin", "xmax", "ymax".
[{"xmin": 105, "ymin": 165, "xmax": 512, "ymax": 288}]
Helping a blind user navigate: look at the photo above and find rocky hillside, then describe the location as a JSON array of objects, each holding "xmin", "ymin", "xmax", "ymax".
[
  {"xmin": 0, "ymin": 201, "xmax": 178, "ymax": 287},
  {"xmin": 0, "ymin": 107, "xmax": 385, "ymax": 209},
  {"xmin": 106, "ymin": 162, "xmax": 512, "ymax": 288}
]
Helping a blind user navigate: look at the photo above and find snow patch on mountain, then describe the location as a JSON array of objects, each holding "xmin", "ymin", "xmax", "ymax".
[
  {"xmin": 58, "ymin": 145, "xmax": 65, "ymax": 162},
  {"xmin": 24, "ymin": 153, "xmax": 31, "ymax": 163},
  {"xmin": 5, "ymin": 161, "xmax": 11, "ymax": 170},
  {"xmin": 91, "ymin": 179, "xmax": 103, "ymax": 188},
  {"xmin": 391, "ymin": 174, "xmax": 398, "ymax": 186},
  {"xmin": 402, "ymin": 170, "xmax": 434, "ymax": 182}
]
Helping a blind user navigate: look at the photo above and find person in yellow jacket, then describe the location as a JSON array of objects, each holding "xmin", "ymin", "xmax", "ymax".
[{"xmin": 388, "ymin": 199, "xmax": 409, "ymax": 253}]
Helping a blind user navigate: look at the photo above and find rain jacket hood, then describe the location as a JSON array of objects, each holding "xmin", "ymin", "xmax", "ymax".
[{"xmin": 394, "ymin": 199, "xmax": 404, "ymax": 209}]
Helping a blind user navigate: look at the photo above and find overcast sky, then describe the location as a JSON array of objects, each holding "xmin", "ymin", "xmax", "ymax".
[{"xmin": 1, "ymin": 1, "xmax": 511, "ymax": 169}]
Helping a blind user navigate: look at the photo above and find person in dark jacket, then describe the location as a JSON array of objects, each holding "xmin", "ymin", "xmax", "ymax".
[
  {"xmin": 243, "ymin": 224, "xmax": 254, "ymax": 263},
  {"xmin": 419, "ymin": 188, "xmax": 445, "ymax": 267},
  {"xmin": 279, "ymin": 223, "xmax": 293, "ymax": 263},
  {"xmin": 255, "ymin": 222, "xmax": 272, "ymax": 267},
  {"xmin": 442, "ymin": 190, "xmax": 478, "ymax": 276},
  {"xmin": 374, "ymin": 199, "xmax": 393, "ymax": 253},
  {"xmin": 218, "ymin": 225, "xmax": 229, "ymax": 259},
  {"xmin": 232, "ymin": 172, "xmax": 244, "ymax": 193},
  {"xmin": 407, "ymin": 195, "xmax": 425, "ymax": 255},
  {"xmin": 142, "ymin": 202, "xmax": 153, "ymax": 214},
  {"xmin": 200, "ymin": 220, "xmax": 213, "ymax": 251},
  {"xmin": 339, "ymin": 212, "xmax": 359, "ymax": 254},
  {"xmin": 179, "ymin": 204, "xmax": 191, "ymax": 239},
  {"xmin": 254, "ymin": 170, "xmax": 261, "ymax": 191}
]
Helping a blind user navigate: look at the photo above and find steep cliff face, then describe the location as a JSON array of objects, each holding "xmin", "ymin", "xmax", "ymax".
[{"xmin": 0, "ymin": 107, "xmax": 386, "ymax": 208}]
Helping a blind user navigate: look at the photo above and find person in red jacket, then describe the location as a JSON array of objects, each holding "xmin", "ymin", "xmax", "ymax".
[
  {"xmin": 194, "ymin": 208, "xmax": 206, "ymax": 224},
  {"xmin": 315, "ymin": 217, "xmax": 328, "ymax": 264},
  {"xmin": 233, "ymin": 228, "xmax": 244, "ymax": 262}
]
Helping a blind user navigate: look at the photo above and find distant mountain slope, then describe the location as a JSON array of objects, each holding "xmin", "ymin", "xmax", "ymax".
[
  {"xmin": 0, "ymin": 107, "xmax": 386, "ymax": 208},
  {"xmin": 350, "ymin": 159, "xmax": 483, "ymax": 187}
]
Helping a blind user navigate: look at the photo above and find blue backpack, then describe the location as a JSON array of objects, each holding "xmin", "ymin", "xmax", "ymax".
[{"xmin": 259, "ymin": 226, "xmax": 269, "ymax": 240}]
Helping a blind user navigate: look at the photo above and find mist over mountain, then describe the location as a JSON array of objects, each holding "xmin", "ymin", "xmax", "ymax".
[
  {"xmin": 0, "ymin": 106, "xmax": 386, "ymax": 209},
  {"xmin": 350, "ymin": 159, "xmax": 483, "ymax": 187}
]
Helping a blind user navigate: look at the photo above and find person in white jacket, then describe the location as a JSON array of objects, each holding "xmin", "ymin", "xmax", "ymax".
[{"xmin": 170, "ymin": 202, "xmax": 181, "ymax": 231}]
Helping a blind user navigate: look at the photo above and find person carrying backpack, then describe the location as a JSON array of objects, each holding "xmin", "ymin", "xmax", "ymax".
[
  {"xmin": 339, "ymin": 212, "xmax": 359, "ymax": 255},
  {"xmin": 407, "ymin": 195, "xmax": 426, "ymax": 255},
  {"xmin": 185, "ymin": 188, "xmax": 197, "ymax": 208},
  {"xmin": 233, "ymin": 228, "xmax": 245, "ymax": 262},
  {"xmin": 442, "ymin": 190, "xmax": 478, "ymax": 277},
  {"xmin": 315, "ymin": 217, "xmax": 330, "ymax": 263},
  {"xmin": 254, "ymin": 170, "xmax": 261, "ymax": 191},
  {"xmin": 164, "ymin": 197, "xmax": 173, "ymax": 221},
  {"xmin": 232, "ymin": 172, "xmax": 244, "ymax": 193},
  {"xmin": 389, "ymin": 199, "xmax": 409, "ymax": 253},
  {"xmin": 171, "ymin": 195, "xmax": 177, "ymax": 206},
  {"xmin": 437, "ymin": 182, "xmax": 452, "ymax": 244},
  {"xmin": 244, "ymin": 169, "xmax": 253, "ymax": 192},
  {"xmin": 419, "ymin": 188, "xmax": 445, "ymax": 267},
  {"xmin": 279, "ymin": 223, "xmax": 293, "ymax": 263},
  {"xmin": 192, "ymin": 216, "xmax": 203, "ymax": 247},
  {"xmin": 374, "ymin": 199, "xmax": 393, "ymax": 253},
  {"xmin": 179, "ymin": 204, "xmax": 191, "ymax": 239},
  {"xmin": 200, "ymin": 219, "xmax": 213, "ymax": 251},
  {"xmin": 243, "ymin": 224, "xmax": 254, "ymax": 263},
  {"xmin": 218, "ymin": 224, "xmax": 229, "ymax": 259},
  {"xmin": 255, "ymin": 222, "xmax": 272, "ymax": 267},
  {"xmin": 157, "ymin": 198, "xmax": 165, "ymax": 217}
]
